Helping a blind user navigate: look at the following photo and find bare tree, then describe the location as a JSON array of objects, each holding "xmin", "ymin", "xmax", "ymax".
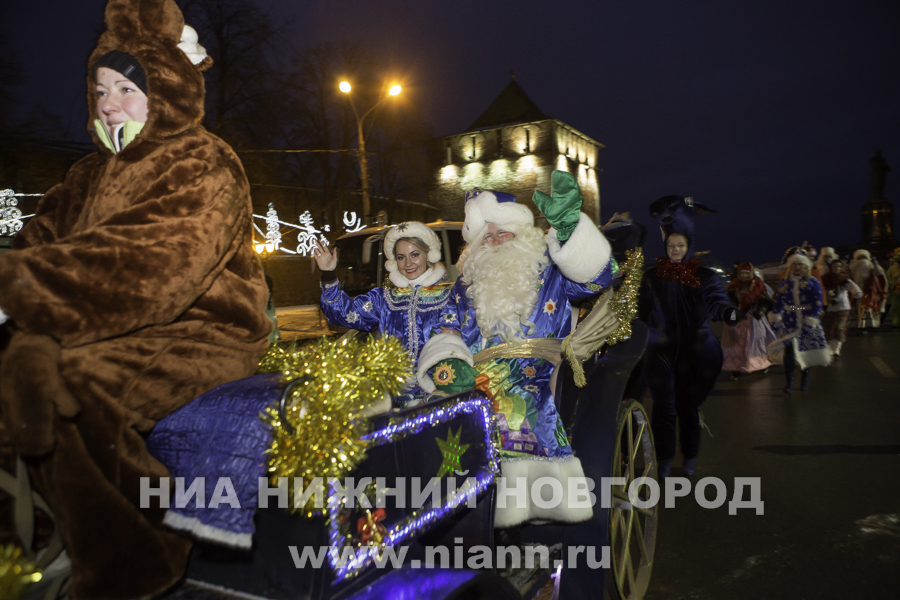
[
  {"xmin": 278, "ymin": 42, "xmax": 433, "ymax": 228},
  {"xmin": 178, "ymin": 0, "xmax": 286, "ymax": 142}
]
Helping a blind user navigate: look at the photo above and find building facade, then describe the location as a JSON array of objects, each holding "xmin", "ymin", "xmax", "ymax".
[{"xmin": 429, "ymin": 79, "xmax": 603, "ymax": 227}]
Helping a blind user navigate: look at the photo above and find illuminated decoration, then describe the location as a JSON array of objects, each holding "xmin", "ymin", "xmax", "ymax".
[
  {"xmin": 435, "ymin": 426, "xmax": 470, "ymax": 477},
  {"xmin": 357, "ymin": 508, "xmax": 387, "ymax": 545},
  {"xmin": 249, "ymin": 206, "xmax": 375, "ymax": 257},
  {"xmin": 343, "ymin": 211, "xmax": 366, "ymax": 233},
  {"xmin": 259, "ymin": 335, "xmax": 412, "ymax": 516},
  {"xmin": 296, "ymin": 211, "xmax": 331, "ymax": 256},
  {"xmin": 264, "ymin": 203, "xmax": 282, "ymax": 250},
  {"xmin": 0, "ymin": 190, "xmax": 39, "ymax": 236},
  {"xmin": 327, "ymin": 395, "xmax": 499, "ymax": 582},
  {"xmin": 0, "ymin": 544, "xmax": 42, "ymax": 600}
]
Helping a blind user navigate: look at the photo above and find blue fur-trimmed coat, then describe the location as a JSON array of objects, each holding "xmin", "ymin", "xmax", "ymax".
[
  {"xmin": 768, "ymin": 275, "xmax": 831, "ymax": 369},
  {"xmin": 320, "ymin": 274, "xmax": 455, "ymax": 405}
]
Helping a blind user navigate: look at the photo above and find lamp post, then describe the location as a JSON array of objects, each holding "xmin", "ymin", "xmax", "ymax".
[{"xmin": 339, "ymin": 80, "xmax": 401, "ymax": 225}]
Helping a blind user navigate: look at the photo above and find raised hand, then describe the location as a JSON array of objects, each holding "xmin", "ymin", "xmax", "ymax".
[
  {"xmin": 532, "ymin": 170, "xmax": 583, "ymax": 242},
  {"xmin": 312, "ymin": 238, "xmax": 338, "ymax": 271}
]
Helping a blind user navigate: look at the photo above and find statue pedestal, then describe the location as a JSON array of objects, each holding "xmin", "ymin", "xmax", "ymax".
[{"xmin": 859, "ymin": 198, "xmax": 896, "ymax": 257}]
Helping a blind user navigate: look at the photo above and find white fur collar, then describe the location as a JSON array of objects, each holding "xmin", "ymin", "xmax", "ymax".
[{"xmin": 389, "ymin": 263, "xmax": 446, "ymax": 288}]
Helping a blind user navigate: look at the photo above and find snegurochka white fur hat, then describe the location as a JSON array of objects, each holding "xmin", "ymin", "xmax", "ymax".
[
  {"xmin": 384, "ymin": 222, "xmax": 442, "ymax": 273},
  {"xmin": 462, "ymin": 189, "xmax": 534, "ymax": 245}
]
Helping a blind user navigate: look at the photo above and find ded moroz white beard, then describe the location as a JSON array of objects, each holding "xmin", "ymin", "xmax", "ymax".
[{"xmin": 458, "ymin": 225, "xmax": 550, "ymax": 344}]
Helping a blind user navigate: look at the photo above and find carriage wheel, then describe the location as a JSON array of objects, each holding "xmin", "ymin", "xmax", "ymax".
[{"xmin": 608, "ymin": 399, "xmax": 658, "ymax": 600}]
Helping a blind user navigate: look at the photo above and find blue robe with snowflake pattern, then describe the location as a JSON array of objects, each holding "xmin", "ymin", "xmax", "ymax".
[
  {"xmin": 320, "ymin": 279, "xmax": 456, "ymax": 406},
  {"xmin": 448, "ymin": 258, "xmax": 615, "ymax": 461}
]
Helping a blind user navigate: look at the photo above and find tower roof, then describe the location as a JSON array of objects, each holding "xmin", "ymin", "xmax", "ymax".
[{"xmin": 468, "ymin": 78, "xmax": 548, "ymax": 131}]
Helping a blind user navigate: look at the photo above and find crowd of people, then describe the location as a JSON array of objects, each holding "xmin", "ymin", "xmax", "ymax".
[
  {"xmin": 1, "ymin": 0, "xmax": 899, "ymax": 597},
  {"xmin": 720, "ymin": 244, "xmax": 896, "ymax": 397}
]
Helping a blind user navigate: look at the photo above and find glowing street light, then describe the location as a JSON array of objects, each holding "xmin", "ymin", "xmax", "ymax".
[
  {"xmin": 339, "ymin": 80, "xmax": 402, "ymax": 225},
  {"xmin": 255, "ymin": 240, "xmax": 275, "ymax": 259}
]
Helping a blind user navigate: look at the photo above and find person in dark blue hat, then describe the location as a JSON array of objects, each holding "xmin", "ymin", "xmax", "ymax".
[{"xmin": 638, "ymin": 196, "xmax": 740, "ymax": 478}]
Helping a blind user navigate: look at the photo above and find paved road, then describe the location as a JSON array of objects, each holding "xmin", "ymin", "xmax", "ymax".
[{"xmin": 643, "ymin": 327, "xmax": 900, "ymax": 600}]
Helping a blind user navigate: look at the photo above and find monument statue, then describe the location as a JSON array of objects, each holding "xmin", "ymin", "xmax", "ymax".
[{"xmin": 871, "ymin": 150, "xmax": 890, "ymax": 200}]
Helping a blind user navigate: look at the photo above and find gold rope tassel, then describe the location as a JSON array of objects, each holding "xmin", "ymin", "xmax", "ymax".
[{"xmin": 561, "ymin": 249, "xmax": 645, "ymax": 387}]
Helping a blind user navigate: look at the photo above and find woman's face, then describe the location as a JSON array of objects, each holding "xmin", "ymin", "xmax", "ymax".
[
  {"xmin": 830, "ymin": 261, "xmax": 845, "ymax": 275},
  {"xmin": 791, "ymin": 261, "xmax": 808, "ymax": 277},
  {"xmin": 739, "ymin": 270, "xmax": 753, "ymax": 282},
  {"xmin": 394, "ymin": 240, "xmax": 428, "ymax": 280},
  {"xmin": 666, "ymin": 234, "xmax": 688, "ymax": 262},
  {"xmin": 95, "ymin": 67, "xmax": 148, "ymax": 136}
]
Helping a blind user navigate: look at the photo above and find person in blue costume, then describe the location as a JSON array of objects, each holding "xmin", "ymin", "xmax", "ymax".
[
  {"xmin": 416, "ymin": 170, "xmax": 616, "ymax": 528},
  {"xmin": 766, "ymin": 248, "xmax": 831, "ymax": 394},
  {"xmin": 638, "ymin": 196, "xmax": 740, "ymax": 479},
  {"xmin": 314, "ymin": 221, "xmax": 454, "ymax": 408}
]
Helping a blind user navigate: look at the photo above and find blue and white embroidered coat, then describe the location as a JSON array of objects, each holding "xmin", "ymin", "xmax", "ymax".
[
  {"xmin": 320, "ymin": 266, "xmax": 455, "ymax": 406},
  {"xmin": 768, "ymin": 275, "xmax": 831, "ymax": 369}
]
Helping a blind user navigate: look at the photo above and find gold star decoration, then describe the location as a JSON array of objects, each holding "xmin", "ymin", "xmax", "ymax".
[{"xmin": 435, "ymin": 426, "xmax": 470, "ymax": 478}]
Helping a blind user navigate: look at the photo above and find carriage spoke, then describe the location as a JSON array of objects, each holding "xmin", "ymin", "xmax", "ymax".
[
  {"xmin": 631, "ymin": 420, "xmax": 645, "ymax": 465},
  {"xmin": 610, "ymin": 400, "xmax": 658, "ymax": 600}
]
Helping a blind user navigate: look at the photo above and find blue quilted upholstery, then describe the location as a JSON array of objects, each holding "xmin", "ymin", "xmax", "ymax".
[{"xmin": 146, "ymin": 373, "xmax": 283, "ymax": 547}]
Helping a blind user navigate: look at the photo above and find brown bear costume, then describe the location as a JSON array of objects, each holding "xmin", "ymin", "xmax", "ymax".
[{"xmin": 0, "ymin": 0, "xmax": 272, "ymax": 597}]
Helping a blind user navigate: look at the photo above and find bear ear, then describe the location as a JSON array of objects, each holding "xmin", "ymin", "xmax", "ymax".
[{"xmin": 104, "ymin": 0, "xmax": 184, "ymax": 42}]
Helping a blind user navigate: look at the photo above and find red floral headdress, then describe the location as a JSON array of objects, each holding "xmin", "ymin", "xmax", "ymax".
[{"xmin": 727, "ymin": 262, "xmax": 765, "ymax": 311}]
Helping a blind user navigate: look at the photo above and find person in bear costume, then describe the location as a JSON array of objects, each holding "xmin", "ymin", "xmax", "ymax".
[
  {"xmin": 0, "ymin": 0, "xmax": 272, "ymax": 597},
  {"xmin": 638, "ymin": 196, "xmax": 740, "ymax": 478}
]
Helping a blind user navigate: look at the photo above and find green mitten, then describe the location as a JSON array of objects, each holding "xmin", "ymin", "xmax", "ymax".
[
  {"xmin": 432, "ymin": 359, "xmax": 478, "ymax": 395},
  {"xmin": 532, "ymin": 170, "xmax": 583, "ymax": 242}
]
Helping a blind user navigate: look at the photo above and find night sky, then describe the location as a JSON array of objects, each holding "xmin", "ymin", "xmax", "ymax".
[{"xmin": 3, "ymin": 0, "xmax": 899, "ymax": 266}]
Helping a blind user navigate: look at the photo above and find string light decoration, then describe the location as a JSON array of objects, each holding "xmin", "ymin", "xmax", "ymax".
[
  {"xmin": 0, "ymin": 190, "xmax": 25, "ymax": 236},
  {"xmin": 0, "ymin": 545, "xmax": 41, "ymax": 600},
  {"xmin": 606, "ymin": 248, "xmax": 644, "ymax": 346},
  {"xmin": 264, "ymin": 202, "xmax": 282, "ymax": 250},
  {"xmin": 259, "ymin": 335, "xmax": 412, "ymax": 516},
  {"xmin": 328, "ymin": 395, "xmax": 499, "ymax": 582}
]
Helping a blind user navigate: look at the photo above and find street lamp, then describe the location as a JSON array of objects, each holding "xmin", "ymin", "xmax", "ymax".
[
  {"xmin": 339, "ymin": 80, "xmax": 401, "ymax": 225},
  {"xmin": 255, "ymin": 240, "xmax": 275, "ymax": 254},
  {"xmin": 255, "ymin": 240, "xmax": 275, "ymax": 264}
]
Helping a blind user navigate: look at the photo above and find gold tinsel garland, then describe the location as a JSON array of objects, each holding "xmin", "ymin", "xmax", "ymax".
[
  {"xmin": 259, "ymin": 335, "xmax": 412, "ymax": 516},
  {"xmin": 606, "ymin": 248, "xmax": 644, "ymax": 346},
  {"xmin": 0, "ymin": 545, "xmax": 41, "ymax": 600}
]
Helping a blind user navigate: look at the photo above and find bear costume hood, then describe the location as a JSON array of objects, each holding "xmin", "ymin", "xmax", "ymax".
[{"xmin": 87, "ymin": 0, "xmax": 211, "ymax": 154}]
